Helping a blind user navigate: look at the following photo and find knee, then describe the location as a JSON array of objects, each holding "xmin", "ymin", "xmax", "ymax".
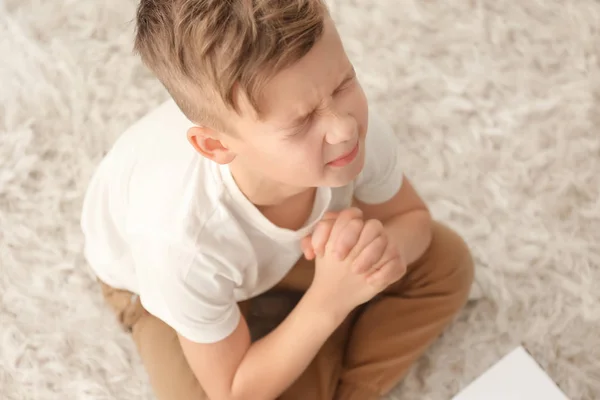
[{"xmin": 426, "ymin": 222, "xmax": 475, "ymax": 306}]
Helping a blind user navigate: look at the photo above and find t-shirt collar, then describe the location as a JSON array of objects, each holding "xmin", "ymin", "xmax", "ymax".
[{"xmin": 217, "ymin": 163, "xmax": 332, "ymax": 242}]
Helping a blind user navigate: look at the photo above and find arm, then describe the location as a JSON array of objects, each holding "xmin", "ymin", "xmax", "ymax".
[
  {"xmin": 179, "ymin": 288, "xmax": 343, "ymax": 400},
  {"xmin": 356, "ymin": 176, "xmax": 432, "ymax": 265},
  {"xmin": 131, "ymin": 236, "xmax": 344, "ymax": 400},
  {"xmin": 180, "ymin": 208, "xmax": 388, "ymax": 400}
]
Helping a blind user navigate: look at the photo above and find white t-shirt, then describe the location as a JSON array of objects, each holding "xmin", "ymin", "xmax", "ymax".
[{"xmin": 81, "ymin": 99, "xmax": 404, "ymax": 343}]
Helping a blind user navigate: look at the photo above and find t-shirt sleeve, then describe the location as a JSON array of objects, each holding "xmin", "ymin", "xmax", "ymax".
[
  {"xmin": 353, "ymin": 110, "xmax": 404, "ymax": 204},
  {"xmin": 130, "ymin": 236, "xmax": 241, "ymax": 344}
]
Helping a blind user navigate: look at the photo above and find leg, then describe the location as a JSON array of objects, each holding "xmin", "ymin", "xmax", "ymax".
[
  {"xmin": 132, "ymin": 313, "xmax": 208, "ymax": 400},
  {"xmin": 98, "ymin": 253, "xmax": 347, "ymax": 400},
  {"xmin": 98, "ymin": 281, "xmax": 215, "ymax": 400},
  {"xmin": 278, "ymin": 315, "xmax": 353, "ymax": 400},
  {"xmin": 337, "ymin": 222, "xmax": 475, "ymax": 399},
  {"xmin": 98, "ymin": 270, "xmax": 342, "ymax": 400}
]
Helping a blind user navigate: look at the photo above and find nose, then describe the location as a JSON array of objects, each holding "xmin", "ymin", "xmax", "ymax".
[{"xmin": 324, "ymin": 112, "xmax": 356, "ymax": 145}]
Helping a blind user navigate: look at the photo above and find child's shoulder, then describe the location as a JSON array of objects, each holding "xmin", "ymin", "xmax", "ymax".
[
  {"xmin": 84, "ymin": 99, "xmax": 227, "ymax": 236},
  {"xmin": 352, "ymin": 108, "xmax": 404, "ymax": 204},
  {"xmin": 107, "ymin": 99, "xmax": 194, "ymax": 164}
]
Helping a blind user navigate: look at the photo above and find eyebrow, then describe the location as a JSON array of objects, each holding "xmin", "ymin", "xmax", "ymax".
[{"xmin": 288, "ymin": 66, "xmax": 356, "ymax": 127}]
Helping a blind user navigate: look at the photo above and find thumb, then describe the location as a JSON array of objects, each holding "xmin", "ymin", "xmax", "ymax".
[
  {"xmin": 301, "ymin": 236, "xmax": 316, "ymax": 260},
  {"xmin": 301, "ymin": 211, "xmax": 341, "ymax": 260}
]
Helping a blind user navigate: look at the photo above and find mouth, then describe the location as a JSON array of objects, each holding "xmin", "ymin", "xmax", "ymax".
[{"xmin": 328, "ymin": 142, "xmax": 359, "ymax": 167}]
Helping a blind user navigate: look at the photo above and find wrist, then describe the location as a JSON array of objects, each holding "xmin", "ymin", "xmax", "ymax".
[
  {"xmin": 383, "ymin": 210, "xmax": 432, "ymax": 264},
  {"xmin": 302, "ymin": 286, "xmax": 350, "ymax": 328}
]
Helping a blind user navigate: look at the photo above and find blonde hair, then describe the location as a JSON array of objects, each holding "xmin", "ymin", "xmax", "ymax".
[{"xmin": 134, "ymin": 0, "xmax": 327, "ymax": 128}]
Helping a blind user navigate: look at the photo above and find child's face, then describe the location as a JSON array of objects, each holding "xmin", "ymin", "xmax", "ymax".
[{"xmin": 223, "ymin": 17, "xmax": 369, "ymax": 189}]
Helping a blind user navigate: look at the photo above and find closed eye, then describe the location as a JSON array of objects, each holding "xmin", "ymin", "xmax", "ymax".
[
  {"xmin": 286, "ymin": 114, "xmax": 313, "ymax": 137},
  {"xmin": 333, "ymin": 75, "xmax": 355, "ymax": 95}
]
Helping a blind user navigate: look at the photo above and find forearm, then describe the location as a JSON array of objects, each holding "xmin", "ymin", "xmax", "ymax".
[
  {"xmin": 383, "ymin": 209, "xmax": 433, "ymax": 265},
  {"xmin": 230, "ymin": 290, "xmax": 342, "ymax": 400}
]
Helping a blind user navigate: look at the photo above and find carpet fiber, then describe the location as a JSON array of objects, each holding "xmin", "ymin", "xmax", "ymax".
[{"xmin": 1, "ymin": 0, "xmax": 599, "ymax": 399}]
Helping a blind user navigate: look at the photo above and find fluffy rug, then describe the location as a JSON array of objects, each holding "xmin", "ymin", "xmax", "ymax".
[{"xmin": 1, "ymin": 0, "xmax": 599, "ymax": 399}]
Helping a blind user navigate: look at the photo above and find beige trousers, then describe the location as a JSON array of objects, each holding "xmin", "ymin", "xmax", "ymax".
[{"xmin": 99, "ymin": 221, "xmax": 474, "ymax": 400}]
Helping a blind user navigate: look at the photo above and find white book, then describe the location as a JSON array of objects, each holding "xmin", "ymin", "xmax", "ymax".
[{"xmin": 452, "ymin": 347, "xmax": 570, "ymax": 400}]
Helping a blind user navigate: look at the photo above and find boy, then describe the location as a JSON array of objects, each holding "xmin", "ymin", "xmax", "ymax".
[{"xmin": 80, "ymin": 1, "xmax": 474, "ymax": 399}]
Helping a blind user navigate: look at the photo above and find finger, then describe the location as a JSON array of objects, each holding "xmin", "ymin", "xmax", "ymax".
[
  {"xmin": 301, "ymin": 236, "xmax": 315, "ymax": 260},
  {"xmin": 327, "ymin": 208, "xmax": 363, "ymax": 253},
  {"xmin": 351, "ymin": 235, "xmax": 388, "ymax": 274},
  {"xmin": 311, "ymin": 219, "xmax": 335, "ymax": 257},
  {"xmin": 366, "ymin": 257, "xmax": 403, "ymax": 290},
  {"xmin": 321, "ymin": 211, "xmax": 340, "ymax": 221},
  {"xmin": 309, "ymin": 211, "xmax": 342, "ymax": 256},
  {"xmin": 333, "ymin": 218, "xmax": 364, "ymax": 260},
  {"xmin": 346, "ymin": 219, "xmax": 384, "ymax": 261},
  {"xmin": 365, "ymin": 239, "xmax": 402, "ymax": 276}
]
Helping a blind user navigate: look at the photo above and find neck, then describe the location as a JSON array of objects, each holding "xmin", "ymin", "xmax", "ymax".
[{"xmin": 228, "ymin": 161, "xmax": 313, "ymax": 207}]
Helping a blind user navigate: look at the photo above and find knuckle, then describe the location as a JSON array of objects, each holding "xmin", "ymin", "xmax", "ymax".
[
  {"xmin": 374, "ymin": 236, "xmax": 388, "ymax": 252},
  {"xmin": 363, "ymin": 239, "xmax": 386, "ymax": 263},
  {"xmin": 373, "ymin": 218, "xmax": 384, "ymax": 229},
  {"xmin": 399, "ymin": 268, "xmax": 407, "ymax": 279},
  {"xmin": 339, "ymin": 232, "xmax": 356, "ymax": 248},
  {"xmin": 353, "ymin": 260, "xmax": 367, "ymax": 273},
  {"xmin": 372, "ymin": 277, "xmax": 387, "ymax": 290},
  {"xmin": 351, "ymin": 206, "xmax": 363, "ymax": 216},
  {"xmin": 385, "ymin": 244, "xmax": 398, "ymax": 260},
  {"xmin": 364, "ymin": 250, "xmax": 379, "ymax": 266},
  {"xmin": 365, "ymin": 218, "xmax": 384, "ymax": 233},
  {"xmin": 342, "ymin": 207, "xmax": 360, "ymax": 218},
  {"xmin": 311, "ymin": 227, "xmax": 324, "ymax": 242},
  {"xmin": 348, "ymin": 218, "xmax": 364, "ymax": 232},
  {"xmin": 396, "ymin": 262, "xmax": 407, "ymax": 277},
  {"xmin": 317, "ymin": 219, "xmax": 333, "ymax": 230},
  {"xmin": 322, "ymin": 211, "xmax": 339, "ymax": 220}
]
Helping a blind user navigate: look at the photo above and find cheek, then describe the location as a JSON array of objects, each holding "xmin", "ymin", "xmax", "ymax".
[
  {"xmin": 354, "ymin": 85, "xmax": 369, "ymax": 135},
  {"xmin": 274, "ymin": 138, "xmax": 325, "ymax": 175},
  {"xmin": 292, "ymin": 139, "xmax": 324, "ymax": 166}
]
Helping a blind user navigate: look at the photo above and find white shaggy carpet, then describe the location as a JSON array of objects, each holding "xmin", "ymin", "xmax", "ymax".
[{"xmin": 1, "ymin": 0, "xmax": 599, "ymax": 399}]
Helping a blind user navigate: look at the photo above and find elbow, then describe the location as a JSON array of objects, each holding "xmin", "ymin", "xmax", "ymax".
[
  {"xmin": 228, "ymin": 379, "xmax": 278, "ymax": 400},
  {"xmin": 228, "ymin": 391, "xmax": 273, "ymax": 400},
  {"xmin": 422, "ymin": 210, "xmax": 434, "ymax": 245},
  {"xmin": 227, "ymin": 381, "xmax": 271, "ymax": 400}
]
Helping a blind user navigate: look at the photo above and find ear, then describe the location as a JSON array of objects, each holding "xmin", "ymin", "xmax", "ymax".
[{"xmin": 187, "ymin": 126, "xmax": 236, "ymax": 164}]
